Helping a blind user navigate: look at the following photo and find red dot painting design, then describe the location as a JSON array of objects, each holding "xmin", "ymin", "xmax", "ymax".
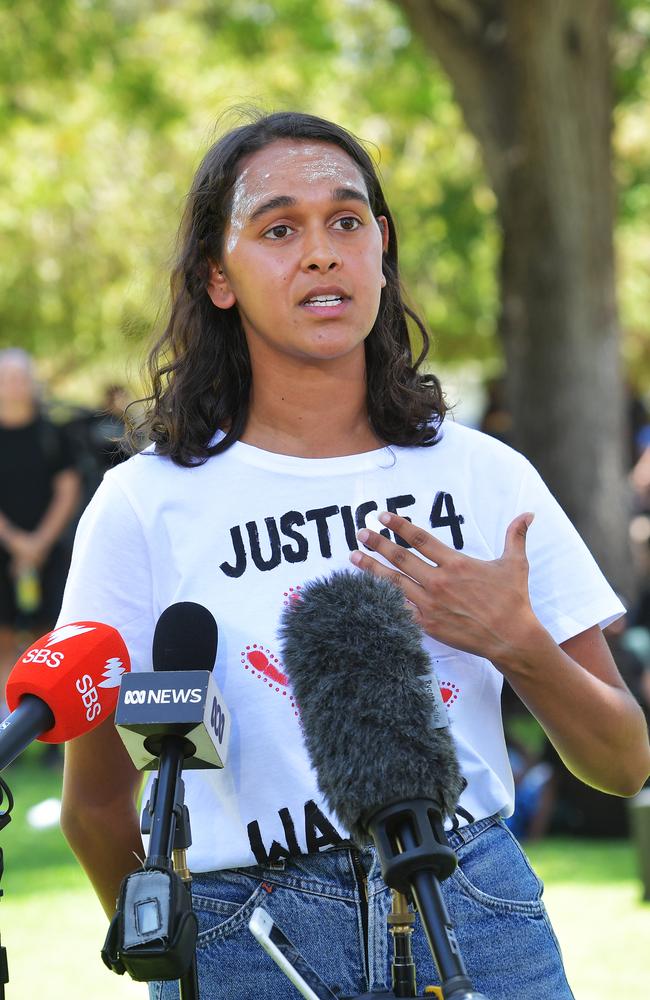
[
  {"xmin": 282, "ymin": 585, "xmax": 303, "ymax": 607},
  {"xmin": 439, "ymin": 681, "xmax": 460, "ymax": 707},
  {"xmin": 241, "ymin": 644, "xmax": 299, "ymax": 717}
]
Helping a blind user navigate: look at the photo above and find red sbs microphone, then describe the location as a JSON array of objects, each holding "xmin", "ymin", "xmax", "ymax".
[{"xmin": 1, "ymin": 622, "xmax": 130, "ymax": 769}]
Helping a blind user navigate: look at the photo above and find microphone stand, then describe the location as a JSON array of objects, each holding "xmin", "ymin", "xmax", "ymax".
[
  {"xmin": 102, "ymin": 733, "xmax": 200, "ymax": 999},
  {"xmin": 368, "ymin": 799, "xmax": 489, "ymax": 1000},
  {"xmin": 387, "ymin": 891, "xmax": 417, "ymax": 997},
  {"xmin": 351, "ymin": 891, "xmax": 419, "ymax": 998},
  {"xmin": 342, "ymin": 889, "xmax": 419, "ymax": 999},
  {"xmin": 143, "ymin": 734, "xmax": 200, "ymax": 1000},
  {"xmin": 0, "ymin": 776, "xmax": 14, "ymax": 1000},
  {"xmin": 249, "ymin": 816, "xmax": 486, "ymax": 1000}
]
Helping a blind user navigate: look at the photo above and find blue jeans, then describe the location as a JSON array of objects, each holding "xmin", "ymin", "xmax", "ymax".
[{"xmin": 148, "ymin": 816, "xmax": 574, "ymax": 999}]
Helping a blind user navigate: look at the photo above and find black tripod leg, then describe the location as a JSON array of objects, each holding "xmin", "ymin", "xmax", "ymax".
[
  {"xmin": 179, "ymin": 953, "xmax": 199, "ymax": 1000},
  {"xmin": 176, "ymin": 855, "xmax": 199, "ymax": 1000},
  {"xmin": 0, "ymin": 938, "xmax": 7, "ymax": 997}
]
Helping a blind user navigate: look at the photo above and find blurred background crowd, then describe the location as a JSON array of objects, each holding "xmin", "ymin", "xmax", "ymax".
[{"xmin": 0, "ymin": 348, "xmax": 133, "ymax": 750}]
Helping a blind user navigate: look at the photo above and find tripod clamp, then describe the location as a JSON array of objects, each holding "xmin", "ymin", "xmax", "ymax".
[
  {"xmin": 368, "ymin": 799, "xmax": 457, "ymax": 896},
  {"xmin": 102, "ymin": 748, "xmax": 199, "ymax": 987},
  {"xmin": 368, "ymin": 799, "xmax": 489, "ymax": 1000},
  {"xmin": 0, "ymin": 775, "xmax": 15, "ymax": 999}
]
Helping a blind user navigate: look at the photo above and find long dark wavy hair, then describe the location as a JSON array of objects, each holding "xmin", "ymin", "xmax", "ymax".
[{"xmin": 138, "ymin": 111, "xmax": 447, "ymax": 465}]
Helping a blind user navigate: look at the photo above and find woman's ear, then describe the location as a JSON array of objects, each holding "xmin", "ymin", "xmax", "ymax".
[
  {"xmin": 207, "ymin": 263, "xmax": 237, "ymax": 310},
  {"xmin": 377, "ymin": 216, "xmax": 389, "ymax": 254},
  {"xmin": 377, "ymin": 217, "xmax": 388, "ymax": 287}
]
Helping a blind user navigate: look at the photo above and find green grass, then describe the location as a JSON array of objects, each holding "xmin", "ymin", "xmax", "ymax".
[
  {"xmin": 1, "ymin": 751, "xmax": 649, "ymax": 998},
  {"xmin": 526, "ymin": 838, "xmax": 650, "ymax": 999},
  {"xmin": 1, "ymin": 749, "xmax": 145, "ymax": 999}
]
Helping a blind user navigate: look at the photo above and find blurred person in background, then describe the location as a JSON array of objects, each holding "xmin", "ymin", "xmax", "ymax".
[
  {"xmin": 504, "ymin": 734, "xmax": 557, "ymax": 842},
  {"xmin": 521, "ymin": 606, "xmax": 650, "ymax": 839},
  {"xmin": 91, "ymin": 383, "xmax": 131, "ymax": 474},
  {"xmin": 630, "ymin": 425, "xmax": 650, "ymax": 646},
  {"xmin": 479, "ymin": 374, "xmax": 513, "ymax": 445},
  {"xmin": 61, "ymin": 382, "xmax": 133, "ymax": 515},
  {"xmin": 0, "ymin": 348, "xmax": 81, "ymax": 721},
  {"xmin": 630, "ymin": 425, "xmax": 650, "ymax": 515}
]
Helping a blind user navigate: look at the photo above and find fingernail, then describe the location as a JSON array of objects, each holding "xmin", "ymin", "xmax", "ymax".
[
  {"xmin": 378, "ymin": 511, "xmax": 391, "ymax": 525},
  {"xmin": 357, "ymin": 528, "xmax": 370, "ymax": 544},
  {"xmin": 349, "ymin": 551, "xmax": 363, "ymax": 566}
]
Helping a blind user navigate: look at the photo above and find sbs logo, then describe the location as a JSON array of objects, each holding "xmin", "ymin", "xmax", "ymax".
[
  {"xmin": 22, "ymin": 648, "xmax": 65, "ymax": 669},
  {"xmin": 76, "ymin": 673, "xmax": 103, "ymax": 723}
]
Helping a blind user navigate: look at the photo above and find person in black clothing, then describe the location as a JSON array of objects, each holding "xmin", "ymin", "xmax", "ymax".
[
  {"xmin": 57, "ymin": 384, "xmax": 134, "ymax": 518},
  {"xmin": 91, "ymin": 384, "xmax": 131, "ymax": 474},
  {"xmin": 0, "ymin": 348, "xmax": 81, "ymax": 710}
]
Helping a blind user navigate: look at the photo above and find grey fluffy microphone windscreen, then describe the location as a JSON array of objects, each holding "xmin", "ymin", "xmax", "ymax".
[{"xmin": 279, "ymin": 570, "xmax": 463, "ymax": 845}]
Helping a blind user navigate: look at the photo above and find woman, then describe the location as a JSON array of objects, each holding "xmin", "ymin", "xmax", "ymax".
[{"xmin": 59, "ymin": 112, "xmax": 650, "ymax": 999}]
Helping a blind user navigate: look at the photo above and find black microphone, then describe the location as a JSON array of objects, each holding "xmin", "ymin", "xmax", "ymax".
[
  {"xmin": 115, "ymin": 602, "xmax": 229, "ymax": 771},
  {"xmin": 152, "ymin": 602, "xmax": 218, "ymax": 673},
  {"xmin": 280, "ymin": 571, "xmax": 489, "ymax": 1000},
  {"xmin": 105, "ymin": 602, "xmax": 225, "ymax": 989}
]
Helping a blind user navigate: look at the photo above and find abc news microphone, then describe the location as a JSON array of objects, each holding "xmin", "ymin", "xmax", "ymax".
[
  {"xmin": 280, "ymin": 571, "xmax": 490, "ymax": 1000},
  {"xmin": 113, "ymin": 602, "xmax": 229, "ymax": 773},
  {"xmin": 103, "ymin": 601, "xmax": 229, "ymax": 995},
  {"xmin": 0, "ymin": 623, "xmax": 130, "ymax": 771}
]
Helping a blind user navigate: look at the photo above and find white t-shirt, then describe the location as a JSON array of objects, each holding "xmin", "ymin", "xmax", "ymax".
[{"xmin": 58, "ymin": 420, "xmax": 622, "ymax": 871}]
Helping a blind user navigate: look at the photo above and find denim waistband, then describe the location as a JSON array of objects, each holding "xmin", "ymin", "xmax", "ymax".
[
  {"xmin": 225, "ymin": 813, "xmax": 502, "ymax": 896},
  {"xmin": 445, "ymin": 813, "xmax": 502, "ymax": 852}
]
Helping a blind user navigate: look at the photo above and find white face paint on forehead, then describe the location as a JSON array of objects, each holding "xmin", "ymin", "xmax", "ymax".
[
  {"xmin": 226, "ymin": 164, "xmax": 258, "ymax": 255},
  {"xmin": 225, "ymin": 142, "xmax": 367, "ymax": 255}
]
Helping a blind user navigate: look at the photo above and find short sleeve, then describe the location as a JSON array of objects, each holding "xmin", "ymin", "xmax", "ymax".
[
  {"xmin": 57, "ymin": 470, "xmax": 155, "ymax": 673},
  {"xmin": 516, "ymin": 459, "xmax": 624, "ymax": 643},
  {"xmin": 45, "ymin": 419, "xmax": 77, "ymax": 476},
  {"xmin": 57, "ymin": 422, "xmax": 78, "ymax": 473}
]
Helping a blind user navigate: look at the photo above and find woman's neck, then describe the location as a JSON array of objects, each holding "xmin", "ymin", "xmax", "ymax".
[
  {"xmin": 241, "ymin": 359, "xmax": 383, "ymax": 458},
  {"xmin": 241, "ymin": 412, "xmax": 383, "ymax": 458}
]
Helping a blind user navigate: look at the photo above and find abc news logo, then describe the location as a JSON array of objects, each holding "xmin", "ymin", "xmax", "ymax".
[{"xmin": 123, "ymin": 687, "xmax": 202, "ymax": 706}]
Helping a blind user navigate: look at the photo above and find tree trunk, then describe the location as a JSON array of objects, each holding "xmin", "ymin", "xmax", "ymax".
[{"xmin": 396, "ymin": 0, "xmax": 631, "ymax": 594}]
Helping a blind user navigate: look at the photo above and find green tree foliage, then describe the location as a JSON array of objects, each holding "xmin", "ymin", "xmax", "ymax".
[
  {"xmin": 0, "ymin": 0, "xmax": 497, "ymax": 397},
  {"xmin": 0, "ymin": 0, "xmax": 647, "ymax": 398}
]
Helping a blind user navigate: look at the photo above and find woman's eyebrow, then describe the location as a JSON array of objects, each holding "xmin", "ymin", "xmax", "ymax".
[
  {"xmin": 247, "ymin": 186, "xmax": 370, "ymax": 223},
  {"xmin": 331, "ymin": 186, "xmax": 370, "ymax": 207},
  {"xmin": 248, "ymin": 194, "xmax": 296, "ymax": 223}
]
